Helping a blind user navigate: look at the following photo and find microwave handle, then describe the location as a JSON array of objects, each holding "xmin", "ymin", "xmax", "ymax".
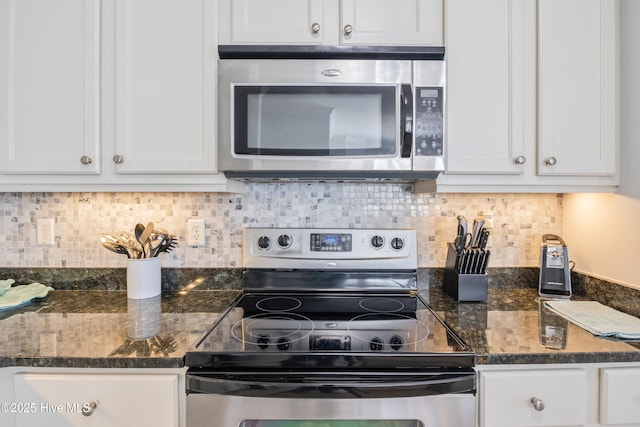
[{"xmin": 400, "ymin": 84, "xmax": 414, "ymax": 158}]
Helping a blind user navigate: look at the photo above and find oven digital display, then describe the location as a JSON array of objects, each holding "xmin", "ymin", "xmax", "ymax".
[
  {"xmin": 309, "ymin": 335, "xmax": 351, "ymax": 351},
  {"xmin": 310, "ymin": 233, "xmax": 352, "ymax": 252}
]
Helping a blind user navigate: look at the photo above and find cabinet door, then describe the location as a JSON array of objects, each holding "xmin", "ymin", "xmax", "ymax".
[
  {"xmin": 479, "ymin": 369, "xmax": 586, "ymax": 427},
  {"xmin": 538, "ymin": 0, "xmax": 618, "ymax": 176},
  {"xmin": 13, "ymin": 373, "xmax": 178, "ymax": 427},
  {"xmin": 600, "ymin": 367, "xmax": 640, "ymax": 425},
  {"xmin": 0, "ymin": 0, "xmax": 100, "ymax": 174},
  {"xmin": 341, "ymin": 0, "xmax": 443, "ymax": 45},
  {"xmin": 445, "ymin": 0, "xmax": 534, "ymax": 174},
  {"xmin": 219, "ymin": 0, "xmax": 340, "ymax": 45},
  {"xmin": 113, "ymin": 0, "xmax": 216, "ymax": 174}
]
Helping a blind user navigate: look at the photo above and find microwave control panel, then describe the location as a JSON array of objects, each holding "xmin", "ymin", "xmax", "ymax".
[{"xmin": 414, "ymin": 87, "xmax": 443, "ymax": 157}]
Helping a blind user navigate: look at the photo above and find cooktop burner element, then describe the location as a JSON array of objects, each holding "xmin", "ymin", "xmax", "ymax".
[
  {"xmin": 185, "ymin": 228, "xmax": 475, "ymax": 370},
  {"xmin": 254, "ymin": 296, "xmax": 303, "ymax": 312},
  {"xmin": 359, "ymin": 296, "xmax": 407, "ymax": 312}
]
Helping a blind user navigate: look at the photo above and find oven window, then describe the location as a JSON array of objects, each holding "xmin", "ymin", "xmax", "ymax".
[
  {"xmin": 233, "ymin": 86, "xmax": 397, "ymax": 156},
  {"xmin": 240, "ymin": 422, "xmax": 423, "ymax": 427}
]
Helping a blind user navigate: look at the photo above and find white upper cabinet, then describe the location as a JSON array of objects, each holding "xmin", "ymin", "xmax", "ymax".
[
  {"xmin": 0, "ymin": 0, "xmax": 101, "ymax": 174},
  {"xmin": 0, "ymin": 0, "xmax": 234, "ymax": 191},
  {"xmin": 112, "ymin": 0, "xmax": 217, "ymax": 174},
  {"xmin": 340, "ymin": 0, "xmax": 443, "ymax": 45},
  {"xmin": 219, "ymin": 0, "xmax": 340, "ymax": 45},
  {"xmin": 436, "ymin": 0, "xmax": 619, "ymax": 193},
  {"xmin": 445, "ymin": 0, "xmax": 533, "ymax": 174},
  {"xmin": 219, "ymin": 0, "xmax": 443, "ymax": 46},
  {"xmin": 537, "ymin": 0, "xmax": 618, "ymax": 177}
]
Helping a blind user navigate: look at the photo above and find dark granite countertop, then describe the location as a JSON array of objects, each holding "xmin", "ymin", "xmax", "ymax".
[
  {"xmin": 420, "ymin": 269, "xmax": 640, "ymax": 365},
  {"xmin": 0, "ymin": 267, "xmax": 639, "ymax": 368},
  {"xmin": 0, "ymin": 289, "xmax": 239, "ymax": 369}
]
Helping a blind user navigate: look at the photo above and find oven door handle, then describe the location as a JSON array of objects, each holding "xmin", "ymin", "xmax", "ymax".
[{"xmin": 187, "ymin": 371, "xmax": 476, "ymax": 399}]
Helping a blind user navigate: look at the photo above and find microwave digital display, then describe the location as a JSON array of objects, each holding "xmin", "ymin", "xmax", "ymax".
[{"xmin": 420, "ymin": 89, "xmax": 439, "ymax": 98}]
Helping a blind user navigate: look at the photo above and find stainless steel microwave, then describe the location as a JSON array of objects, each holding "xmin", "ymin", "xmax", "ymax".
[{"xmin": 218, "ymin": 46, "xmax": 446, "ymax": 182}]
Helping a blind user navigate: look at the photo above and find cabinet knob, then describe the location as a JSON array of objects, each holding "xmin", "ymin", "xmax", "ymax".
[
  {"xmin": 311, "ymin": 23, "xmax": 320, "ymax": 33},
  {"xmin": 82, "ymin": 401, "xmax": 97, "ymax": 416},
  {"xmin": 530, "ymin": 397, "xmax": 545, "ymax": 412},
  {"xmin": 113, "ymin": 154, "xmax": 125, "ymax": 164},
  {"xmin": 80, "ymin": 155, "xmax": 93, "ymax": 165},
  {"xmin": 544, "ymin": 157, "xmax": 557, "ymax": 166},
  {"xmin": 514, "ymin": 155, "xmax": 526, "ymax": 165},
  {"xmin": 344, "ymin": 24, "xmax": 353, "ymax": 35}
]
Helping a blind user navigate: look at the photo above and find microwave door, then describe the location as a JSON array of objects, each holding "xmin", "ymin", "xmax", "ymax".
[{"xmin": 230, "ymin": 84, "xmax": 407, "ymax": 171}]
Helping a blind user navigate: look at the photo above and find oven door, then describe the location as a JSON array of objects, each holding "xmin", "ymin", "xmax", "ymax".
[
  {"xmin": 218, "ymin": 59, "xmax": 415, "ymax": 176},
  {"xmin": 186, "ymin": 370, "xmax": 476, "ymax": 427}
]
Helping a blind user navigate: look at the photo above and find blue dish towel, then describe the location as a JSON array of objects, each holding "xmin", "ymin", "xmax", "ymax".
[
  {"xmin": 0, "ymin": 280, "xmax": 54, "ymax": 310},
  {"xmin": 544, "ymin": 300, "xmax": 640, "ymax": 340}
]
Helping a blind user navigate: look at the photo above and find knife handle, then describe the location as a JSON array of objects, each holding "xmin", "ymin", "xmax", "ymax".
[
  {"xmin": 454, "ymin": 215, "xmax": 468, "ymax": 252},
  {"xmin": 478, "ymin": 229, "xmax": 490, "ymax": 249},
  {"xmin": 470, "ymin": 218, "xmax": 485, "ymax": 248}
]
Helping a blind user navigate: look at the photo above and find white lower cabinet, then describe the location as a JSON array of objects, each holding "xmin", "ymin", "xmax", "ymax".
[
  {"xmin": 600, "ymin": 367, "xmax": 640, "ymax": 425},
  {"xmin": 478, "ymin": 368, "xmax": 586, "ymax": 427},
  {"xmin": 478, "ymin": 363, "xmax": 640, "ymax": 427},
  {"xmin": 13, "ymin": 373, "xmax": 178, "ymax": 427},
  {"xmin": 3, "ymin": 368, "xmax": 185, "ymax": 427}
]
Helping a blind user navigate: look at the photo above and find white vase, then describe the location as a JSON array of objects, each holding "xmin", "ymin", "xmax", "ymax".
[{"xmin": 126, "ymin": 257, "xmax": 161, "ymax": 299}]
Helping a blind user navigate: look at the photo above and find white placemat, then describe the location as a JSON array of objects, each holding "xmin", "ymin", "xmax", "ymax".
[{"xmin": 544, "ymin": 300, "xmax": 640, "ymax": 340}]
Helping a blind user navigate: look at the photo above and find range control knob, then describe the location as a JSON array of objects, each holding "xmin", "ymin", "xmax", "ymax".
[
  {"xmin": 370, "ymin": 235, "xmax": 385, "ymax": 249},
  {"xmin": 277, "ymin": 338, "xmax": 291, "ymax": 351},
  {"xmin": 391, "ymin": 237, "xmax": 405, "ymax": 251},
  {"xmin": 257, "ymin": 335, "xmax": 270, "ymax": 350},
  {"xmin": 277, "ymin": 234, "xmax": 292, "ymax": 248},
  {"xmin": 257, "ymin": 236, "xmax": 271, "ymax": 250},
  {"xmin": 370, "ymin": 337, "xmax": 384, "ymax": 351},
  {"xmin": 389, "ymin": 335, "xmax": 404, "ymax": 351}
]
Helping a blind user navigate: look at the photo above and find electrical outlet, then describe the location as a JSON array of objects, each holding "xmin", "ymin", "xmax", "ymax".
[
  {"xmin": 37, "ymin": 218, "xmax": 55, "ymax": 245},
  {"xmin": 188, "ymin": 219, "xmax": 205, "ymax": 247}
]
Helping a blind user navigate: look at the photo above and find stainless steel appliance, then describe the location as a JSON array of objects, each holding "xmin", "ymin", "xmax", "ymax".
[
  {"xmin": 538, "ymin": 234, "xmax": 572, "ymax": 298},
  {"xmin": 218, "ymin": 46, "xmax": 446, "ymax": 182},
  {"xmin": 186, "ymin": 228, "xmax": 476, "ymax": 427}
]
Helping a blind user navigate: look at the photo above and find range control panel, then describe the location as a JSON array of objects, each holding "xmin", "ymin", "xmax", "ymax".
[
  {"xmin": 245, "ymin": 327, "xmax": 412, "ymax": 353},
  {"xmin": 243, "ymin": 228, "xmax": 417, "ymax": 270}
]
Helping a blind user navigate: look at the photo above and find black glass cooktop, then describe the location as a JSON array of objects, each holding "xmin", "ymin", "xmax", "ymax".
[{"xmin": 185, "ymin": 292, "xmax": 474, "ymax": 370}]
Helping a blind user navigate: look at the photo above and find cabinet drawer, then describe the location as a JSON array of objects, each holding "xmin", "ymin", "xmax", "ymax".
[
  {"xmin": 14, "ymin": 373, "xmax": 178, "ymax": 427},
  {"xmin": 600, "ymin": 367, "xmax": 640, "ymax": 424},
  {"xmin": 479, "ymin": 369, "xmax": 586, "ymax": 427}
]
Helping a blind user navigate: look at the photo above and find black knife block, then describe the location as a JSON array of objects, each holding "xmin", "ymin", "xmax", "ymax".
[{"xmin": 443, "ymin": 243, "xmax": 488, "ymax": 302}]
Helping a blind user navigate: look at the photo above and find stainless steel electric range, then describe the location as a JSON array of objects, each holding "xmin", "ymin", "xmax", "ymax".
[{"xmin": 185, "ymin": 228, "xmax": 476, "ymax": 427}]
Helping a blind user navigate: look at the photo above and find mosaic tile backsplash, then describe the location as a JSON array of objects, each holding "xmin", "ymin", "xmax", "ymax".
[{"xmin": 0, "ymin": 184, "xmax": 562, "ymax": 268}]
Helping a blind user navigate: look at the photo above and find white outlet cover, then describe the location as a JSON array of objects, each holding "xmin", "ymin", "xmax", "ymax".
[
  {"xmin": 37, "ymin": 218, "xmax": 55, "ymax": 245},
  {"xmin": 188, "ymin": 219, "xmax": 205, "ymax": 246}
]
